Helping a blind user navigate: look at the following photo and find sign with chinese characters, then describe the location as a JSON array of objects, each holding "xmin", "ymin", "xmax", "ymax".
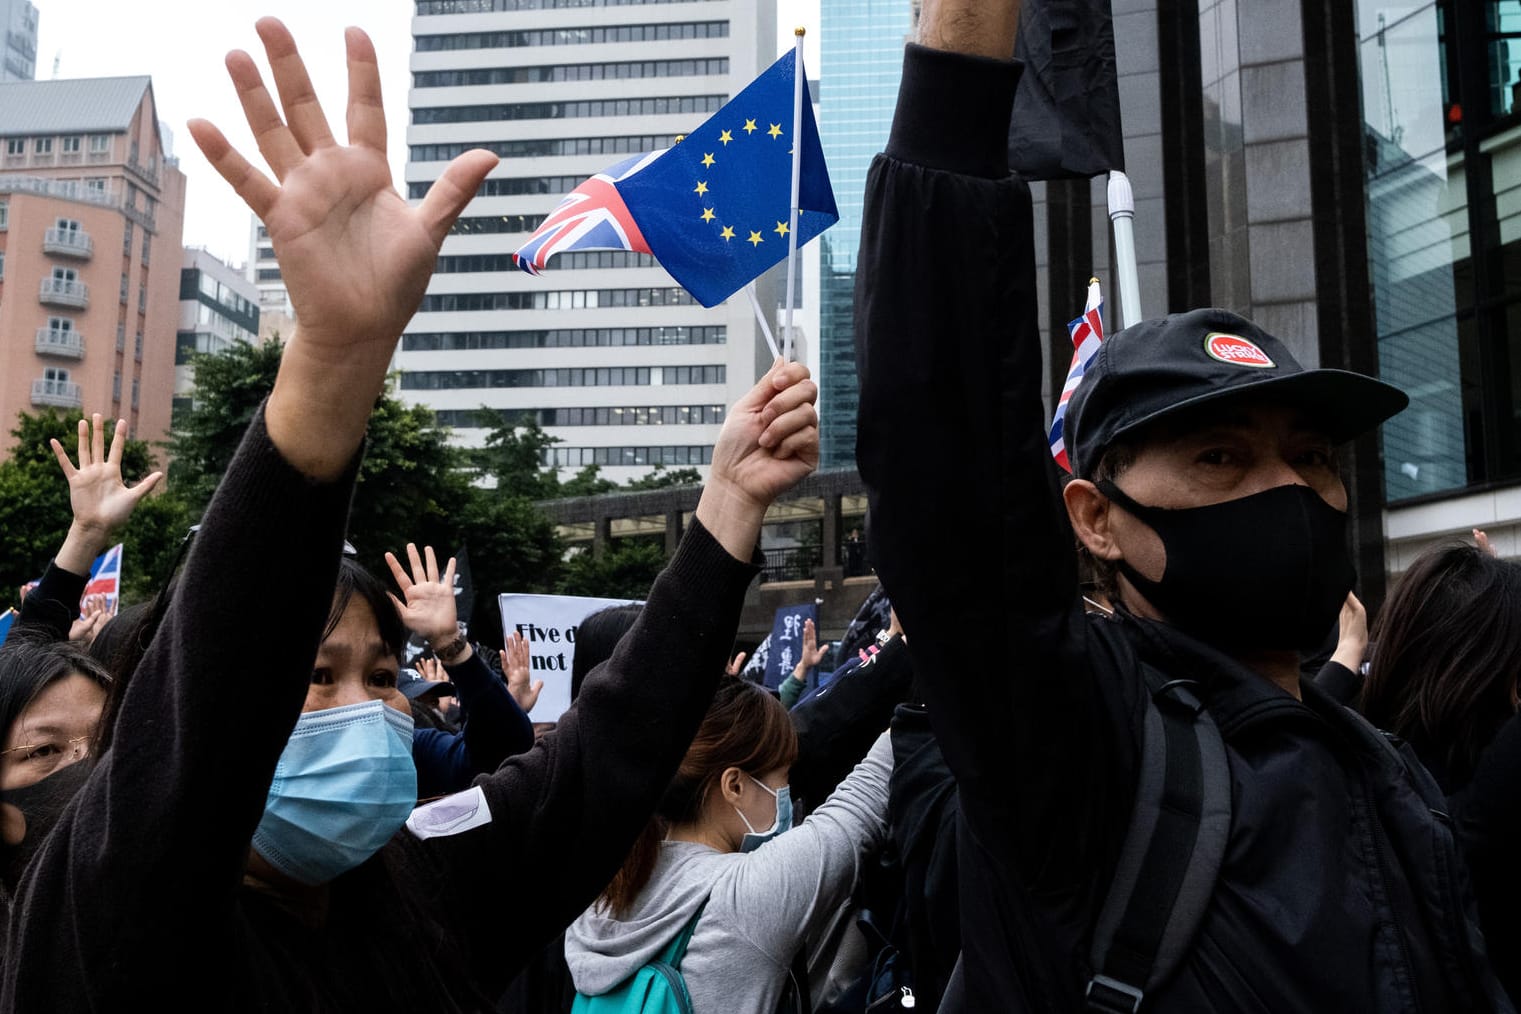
[{"xmin": 763, "ymin": 601, "xmax": 818, "ymax": 690}]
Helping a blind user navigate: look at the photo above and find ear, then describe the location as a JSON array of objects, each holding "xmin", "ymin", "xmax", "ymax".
[
  {"xmin": 1064, "ymin": 479, "xmax": 1122, "ymax": 562},
  {"xmin": 718, "ymin": 767, "xmax": 747, "ymax": 805}
]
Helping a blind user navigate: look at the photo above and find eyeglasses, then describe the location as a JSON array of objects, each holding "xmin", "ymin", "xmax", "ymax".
[{"xmin": 0, "ymin": 734, "xmax": 91, "ymax": 759}]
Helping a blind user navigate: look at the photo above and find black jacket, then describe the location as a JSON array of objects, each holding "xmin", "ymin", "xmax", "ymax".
[
  {"xmin": 854, "ymin": 42, "xmax": 1512, "ymax": 1014},
  {"xmin": 1, "ymin": 407, "xmax": 758, "ymax": 1012}
]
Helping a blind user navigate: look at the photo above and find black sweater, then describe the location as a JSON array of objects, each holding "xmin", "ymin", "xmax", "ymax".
[{"xmin": 0, "ymin": 407, "xmax": 758, "ymax": 1012}]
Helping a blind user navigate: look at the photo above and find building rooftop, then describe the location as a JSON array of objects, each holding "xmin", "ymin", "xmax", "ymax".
[{"xmin": 0, "ymin": 75, "xmax": 150, "ymax": 136}]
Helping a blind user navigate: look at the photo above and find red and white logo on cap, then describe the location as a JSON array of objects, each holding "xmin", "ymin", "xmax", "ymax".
[{"xmin": 1204, "ymin": 332, "xmax": 1274, "ymax": 368}]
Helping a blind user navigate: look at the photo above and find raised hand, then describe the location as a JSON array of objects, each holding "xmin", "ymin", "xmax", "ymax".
[
  {"xmin": 69, "ymin": 594, "xmax": 112, "ymax": 647},
  {"xmin": 1330, "ymin": 592, "xmax": 1368, "ymax": 673},
  {"xmin": 695, "ymin": 360, "xmax": 819, "ymax": 560},
  {"xmin": 500, "ymin": 633, "xmax": 543, "ymax": 714},
  {"xmin": 791, "ymin": 618, "xmax": 830, "ymax": 682},
  {"xmin": 187, "ymin": 19, "xmax": 496, "ymax": 478},
  {"xmin": 384, "ymin": 544, "xmax": 461, "ymax": 652},
  {"xmin": 1474, "ymin": 528, "xmax": 1500, "ymax": 559},
  {"xmin": 50, "ymin": 414, "xmax": 162, "ymax": 576},
  {"xmin": 725, "ymin": 651, "xmax": 748, "ymax": 677}
]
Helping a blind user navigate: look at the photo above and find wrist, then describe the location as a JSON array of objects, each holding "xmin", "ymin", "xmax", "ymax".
[
  {"xmin": 694, "ymin": 479, "xmax": 765, "ymax": 562},
  {"xmin": 56, "ymin": 521, "xmax": 109, "ymax": 575}
]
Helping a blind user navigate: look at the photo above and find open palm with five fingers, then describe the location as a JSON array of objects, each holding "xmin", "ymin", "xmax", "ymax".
[{"xmin": 384, "ymin": 544, "xmax": 462, "ymax": 653}]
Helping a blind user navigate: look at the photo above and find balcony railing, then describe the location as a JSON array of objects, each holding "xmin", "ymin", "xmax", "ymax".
[
  {"xmin": 30, "ymin": 379, "xmax": 82, "ymax": 409},
  {"xmin": 38, "ymin": 278, "xmax": 88, "ymax": 308},
  {"xmin": 42, "ymin": 227, "xmax": 92, "ymax": 258},
  {"xmin": 35, "ymin": 327, "xmax": 85, "ymax": 359}
]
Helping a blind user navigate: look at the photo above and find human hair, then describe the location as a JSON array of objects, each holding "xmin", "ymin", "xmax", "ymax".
[
  {"xmin": 326, "ymin": 557, "xmax": 406, "ymax": 662},
  {"xmin": 1361, "ymin": 543, "xmax": 1521, "ymax": 787},
  {"xmin": 1081, "ymin": 439, "xmax": 1136, "ymax": 600},
  {"xmin": 599, "ymin": 676, "xmax": 799, "ymax": 918},
  {"xmin": 0, "ymin": 633, "xmax": 112, "ymax": 749},
  {"xmin": 570, "ymin": 604, "xmax": 643, "ymax": 702}
]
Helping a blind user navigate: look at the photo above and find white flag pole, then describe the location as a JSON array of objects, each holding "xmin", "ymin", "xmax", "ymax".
[
  {"xmin": 746, "ymin": 281, "xmax": 782, "ymax": 360},
  {"xmin": 1106, "ymin": 170, "xmax": 1143, "ymax": 329},
  {"xmin": 781, "ymin": 28, "xmax": 806, "ymax": 362}
]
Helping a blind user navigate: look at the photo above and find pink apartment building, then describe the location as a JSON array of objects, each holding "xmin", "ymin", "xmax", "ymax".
[{"xmin": 0, "ymin": 75, "xmax": 186, "ymax": 456}]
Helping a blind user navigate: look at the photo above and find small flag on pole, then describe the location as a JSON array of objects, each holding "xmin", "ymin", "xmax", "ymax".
[
  {"xmin": 82, "ymin": 543, "xmax": 123, "ymax": 615},
  {"xmin": 1049, "ymin": 278, "xmax": 1105, "ymax": 473},
  {"xmin": 514, "ymin": 48, "xmax": 837, "ymax": 308}
]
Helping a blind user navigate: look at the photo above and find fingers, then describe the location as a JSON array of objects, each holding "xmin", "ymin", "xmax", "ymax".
[
  {"xmin": 418, "ymin": 149, "xmax": 499, "ymax": 247},
  {"xmin": 406, "ymin": 543, "xmax": 426, "ymax": 585},
  {"xmin": 106, "ymin": 418, "xmax": 126, "ymax": 467},
  {"xmin": 759, "ymin": 400, "xmax": 819, "ymax": 450},
  {"xmin": 344, "ymin": 26, "xmax": 386, "ymax": 153},
  {"xmin": 49, "ymin": 439, "xmax": 77, "ymax": 479},
  {"xmin": 387, "ymin": 591, "xmax": 407, "ymax": 618},
  {"xmin": 771, "ymin": 424, "xmax": 820, "ymax": 462},
  {"xmin": 736, "ymin": 360, "xmax": 810, "ymax": 414},
  {"xmin": 758, "ymin": 376, "xmax": 819, "ymax": 430},
  {"xmin": 423, "ymin": 545, "xmax": 439, "ymax": 584},
  {"xmin": 76, "ymin": 416, "xmax": 88, "ymax": 468},
  {"xmin": 442, "ymin": 555, "xmax": 456, "ymax": 591},
  {"xmin": 383, "ymin": 550, "xmax": 413, "ymax": 591},
  {"xmin": 220, "ymin": 49, "xmax": 305, "ymax": 183},
  {"xmin": 127, "ymin": 471, "xmax": 165, "ymax": 501},
  {"xmin": 188, "ymin": 117, "xmax": 279, "ymax": 220},
  {"xmin": 90, "ymin": 414, "xmax": 105, "ymax": 468},
  {"xmin": 255, "ymin": 17, "xmax": 337, "ymax": 155}
]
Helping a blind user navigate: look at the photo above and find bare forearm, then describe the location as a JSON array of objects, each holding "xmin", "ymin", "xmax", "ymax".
[
  {"xmin": 693, "ymin": 480, "xmax": 764, "ymax": 562},
  {"xmin": 918, "ymin": 0, "xmax": 1021, "ymax": 59},
  {"xmin": 265, "ymin": 335, "xmax": 392, "ymax": 481}
]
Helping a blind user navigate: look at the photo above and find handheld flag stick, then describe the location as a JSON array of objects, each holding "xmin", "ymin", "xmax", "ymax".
[
  {"xmin": 745, "ymin": 281, "xmax": 783, "ymax": 361},
  {"xmin": 1107, "ymin": 171, "xmax": 1143, "ymax": 329},
  {"xmin": 781, "ymin": 27, "xmax": 806, "ymax": 362}
]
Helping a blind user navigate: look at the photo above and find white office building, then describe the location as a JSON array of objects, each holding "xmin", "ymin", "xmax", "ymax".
[
  {"xmin": 1, "ymin": 0, "xmax": 37, "ymax": 82},
  {"xmin": 174, "ymin": 247, "xmax": 260, "ymax": 420},
  {"xmin": 400, "ymin": 0, "xmax": 780, "ymax": 483}
]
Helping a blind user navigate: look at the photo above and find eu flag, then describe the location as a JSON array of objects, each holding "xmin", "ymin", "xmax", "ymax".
[{"xmin": 514, "ymin": 49, "xmax": 837, "ymax": 308}]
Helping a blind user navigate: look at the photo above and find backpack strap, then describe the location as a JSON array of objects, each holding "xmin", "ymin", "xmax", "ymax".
[
  {"xmin": 658, "ymin": 900, "xmax": 709, "ymax": 970},
  {"xmin": 1086, "ymin": 665, "xmax": 1231, "ymax": 1013}
]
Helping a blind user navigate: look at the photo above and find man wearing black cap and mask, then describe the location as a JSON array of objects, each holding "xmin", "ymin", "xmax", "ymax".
[{"xmin": 854, "ymin": 1, "xmax": 1514, "ymax": 1011}]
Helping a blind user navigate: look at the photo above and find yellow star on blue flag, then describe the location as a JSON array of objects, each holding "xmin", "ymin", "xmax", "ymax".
[{"xmin": 604, "ymin": 48, "xmax": 837, "ymax": 307}]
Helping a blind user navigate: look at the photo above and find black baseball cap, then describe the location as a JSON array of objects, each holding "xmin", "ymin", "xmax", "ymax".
[
  {"xmin": 398, "ymin": 668, "xmax": 454, "ymax": 702},
  {"xmin": 1065, "ymin": 307, "xmax": 1408, "ymax": 479}
]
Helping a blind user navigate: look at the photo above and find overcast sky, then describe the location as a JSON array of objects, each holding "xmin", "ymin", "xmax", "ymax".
[{"xmin": 34, "ymin": 0, "xmax": 819, "ymax": 268}]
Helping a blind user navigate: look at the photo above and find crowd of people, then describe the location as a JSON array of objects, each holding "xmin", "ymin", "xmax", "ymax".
[{"xmin": 0, "ymin": 2, "xmax": 1518, "ymax": 1011}]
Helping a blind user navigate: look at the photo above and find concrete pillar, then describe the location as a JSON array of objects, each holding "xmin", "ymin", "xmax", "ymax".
[
  {"xmin": 593, "ymin": 516, "xmax": 612, "ymax": 558},
  {"xmin": 664, "ymin": 510, "xmax": 683, "ymax": 557}
]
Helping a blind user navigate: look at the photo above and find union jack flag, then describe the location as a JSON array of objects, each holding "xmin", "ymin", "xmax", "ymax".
[
  {"xmin": 82, "ymin": 543, "xmax": 123, "ymax": 615},
  {"xmin": 1049, "ymin": 279, "xmax": 1105, "ymax": 474},
  {"xmin": 513, "ymin": 150, "xmax": 665, "ymax": 274}
]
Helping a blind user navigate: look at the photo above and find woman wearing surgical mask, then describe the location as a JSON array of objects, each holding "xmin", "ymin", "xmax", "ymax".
[
  {"xmin": 0, "ymin": 19, "xmax": 821, "ymax": 1013},
  {"xmin": 566, "ymin": 678, "xmax": 892, "ymax": 1013}
]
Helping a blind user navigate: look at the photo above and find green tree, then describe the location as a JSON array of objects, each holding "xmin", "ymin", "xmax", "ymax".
[
  {"xmin": 164, "ymin": 338, "xmax": 284, "ymax": 510},
  {"xmin": 558, "ymin": 537, "xmax": 666, "ymax": 600},
  {"xmin": 623, "ymin": 465, "xmax": 704, "ymax": 491},
  {"xmin": 456, "ymin": 493, "xmax": 565, "ymax": 645},
  {"xmin": 0, "ymin": 409, "xmax": 185, "ymax": 605},
  {"xmin": 559, "ymin": 464, "xmax": 618, "ymax": 497},
  {"xmin": 467, "ymin": 412, "xmax": 563, "ymax": 500}
]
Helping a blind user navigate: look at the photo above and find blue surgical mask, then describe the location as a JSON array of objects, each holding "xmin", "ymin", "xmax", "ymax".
[
  {"xmin": 735, "ymin": 775, "xmax": 793, "ymax": 853},
  {"xmin": 251, "ymin": 700, "xmax": 417, "ymax": 886}
]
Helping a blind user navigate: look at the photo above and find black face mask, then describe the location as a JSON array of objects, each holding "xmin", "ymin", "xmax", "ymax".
[
  {"xmin": 1097, "ymin": 481, "xmax": 1355, "ymax": 653},
  {"xmin": 0, "ymin": 759, "xmax": 92, "ymax": 888}
]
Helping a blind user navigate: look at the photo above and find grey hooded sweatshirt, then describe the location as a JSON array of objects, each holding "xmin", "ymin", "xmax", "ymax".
[{"xmin": 566, "ymin": 731, "xmax": 893, "ymax": 1013}]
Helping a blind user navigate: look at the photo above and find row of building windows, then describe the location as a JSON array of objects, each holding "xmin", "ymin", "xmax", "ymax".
[
  {"xmin": 417, "ymin": 0, "xmax": 721, "ymax": 14},
  {"xmin": 414, "ymin": 21, "xmax": 727, "ymax": 51},
  {"xmin": 4, "ymin": 133, "xmax": 111, "ymax": 157},
  {"xmin": 434, "ymin": 251, "xmax": 658, "ymax": 273},
  {"xmin": 434, "ymin": 403, "xmax": 725, "ymax": 428},
  {"xmin": 419, "ymin": 287, "xmax": 696, "ymax": 313},
  {"xmin": 400, "ymin": 364, "xmax": 725, "ymax": 389},
  {"xmin": 412, "ymin": 134, "xmax": 674, "ymax": 162},
  {"xmin": 401, "ymin": 325, "xmax": 726, "ymax": 350},
  {"xmin": 544, "ymin": 444, "xmax": 714, "ymax": 468},
  {"xmin": 450, "ymin": 214, "xmax": 548, "ymax": 236},
  {"xmin": 409, "ymin": 175, "xmax": 583, "ymax": 200},
  {"xmin": 413, "ymin": 94, "xmax": 726, "ymax": 126},
  {"xmin": 412, "ymin": 57, "xmax": 728, "ymax": 89}
]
